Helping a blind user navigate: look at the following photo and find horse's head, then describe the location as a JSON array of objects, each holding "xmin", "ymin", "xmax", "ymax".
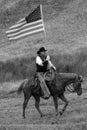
[{"xmin": 73, "ymin": 75, "xmax": 83, "ymax": 96}]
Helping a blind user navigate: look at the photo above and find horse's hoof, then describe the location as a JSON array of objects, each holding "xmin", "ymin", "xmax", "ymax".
[
  {"xmin": 51, "ymin": 122, "xmax": 55, "ymax": 124},
  {"xmin": 56, "ymin": 113, "xmax": 58, "ymax": 116},
  {"xmin": 59, "ymin": 111, "xmax": 63, "ymax": 115},
  {"xmin": 23, "ymin": 115, "xmax": 25, "ymax": 119},
  {"xmin": 51, "ymin": 121, "xmax": 58, "ymax": 124},
  {"xmin": 41, "ymin": 114, "xmax": 45, "ymax": 117},
  {"xmin": 41, "ymin": 114, "xmax": 44, "ymax": 117},
  {"xmin": 51, "ymin": 121, "xmax": 55, "ymax": 124}
]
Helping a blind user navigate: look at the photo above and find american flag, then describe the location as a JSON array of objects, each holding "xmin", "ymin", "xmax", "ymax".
[{"xmin": 6, "ymin": 5, "xmax": 45, "ymax": 40}]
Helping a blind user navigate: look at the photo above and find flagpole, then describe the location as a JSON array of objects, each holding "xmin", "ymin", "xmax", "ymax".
[{"xmin": 40, "ymin": 4, "xmax": 47, "ymax": 43}]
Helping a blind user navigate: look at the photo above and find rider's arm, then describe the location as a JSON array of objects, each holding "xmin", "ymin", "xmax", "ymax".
[{"xmin": 46, "ymin": 56, "xmax": 56, "ymax": 70}]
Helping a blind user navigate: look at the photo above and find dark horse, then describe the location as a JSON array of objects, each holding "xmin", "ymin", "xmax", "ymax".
[{"xmin": 17, "ymin": 72, "xmax": 83, "ymax": 118}]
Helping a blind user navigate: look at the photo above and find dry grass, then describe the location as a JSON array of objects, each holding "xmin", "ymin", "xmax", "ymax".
[{"xmin": 0, "ymin": 81, "xmax": 87, "ymax": 129}]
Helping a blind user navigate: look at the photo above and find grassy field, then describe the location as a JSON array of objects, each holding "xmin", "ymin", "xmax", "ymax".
[{"xmin": 0, "ymin": 81, "xmax": 87, "ymax": 129}]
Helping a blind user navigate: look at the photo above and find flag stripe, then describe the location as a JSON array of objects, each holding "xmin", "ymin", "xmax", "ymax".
[
  {"xmin": 10, "ymin": 20, "xmax": 26, "ymax": 29},
  {"xmin": 8, "ymin": 28, "xmax": 44, "ymax": 40},
  {"xmin": 6, "ymin": 20, "xmax": 43, "ymax": 34},
  {"xmin": 10, "ymin": 19, "xmax": 42, "ymax": 30},
  {"xmin": 7, "ymin": 24, "xmax": 44, "ymax": 37},
  {"xmin": 16, "ymin": 18, "xmax": 25, "ymax": 24}
]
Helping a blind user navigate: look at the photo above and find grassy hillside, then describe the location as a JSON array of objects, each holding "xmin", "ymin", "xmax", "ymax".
[
  {"xmin": 0, "ymin": 0, "xmax": 87, "ymax": 81},
  {"xmin": 1, "ymin": 0, "xmax": 87, "ymax": 60},
  {"xmin": 0, "ymin": 0, "xmax": 75, "ymax": 28}
]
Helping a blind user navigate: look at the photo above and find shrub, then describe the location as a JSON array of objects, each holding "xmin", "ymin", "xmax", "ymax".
[{"xmin": 0, "ymin": 49, "xmax": 87, "ymax": 82}]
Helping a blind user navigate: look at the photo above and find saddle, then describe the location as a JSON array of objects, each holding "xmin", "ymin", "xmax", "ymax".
[
  {"xmin": 33, "ymin": 69, "xmax": 56, "ymax": 97},
  {"xmin": 34, "ymin": 68, "xmax": 56, "ymax": 88}
]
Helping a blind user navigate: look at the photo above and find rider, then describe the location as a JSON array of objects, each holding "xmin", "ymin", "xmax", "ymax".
[{"xmin": 36, "ymin": 47, "xmax": 56, "ymax": 99}]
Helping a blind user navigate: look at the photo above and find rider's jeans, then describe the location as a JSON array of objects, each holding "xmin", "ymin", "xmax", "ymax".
[{"xmin": 37, "ymin": 72, "xmax": 50, "ymax": 98}]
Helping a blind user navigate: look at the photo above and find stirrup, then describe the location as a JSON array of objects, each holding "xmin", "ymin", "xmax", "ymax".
[{"xmin": 42, "ymin": 95, "xmax": 50, "ymax": 100}]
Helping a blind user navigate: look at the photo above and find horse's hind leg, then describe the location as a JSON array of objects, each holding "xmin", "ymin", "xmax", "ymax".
[
  {"xmin": 23, "ymin": 92, "xmax": 31, "ymax": 118},
  {"xmin": 34, "ymin": 95, "xmax": 44, "ymax": 117},
  {"xmin": 59, "ymin": 95, "xmax": 68, "ymax": 115},
  {"xmin": 53, "ymin": 95, "xmax": 58, "ymax": 116}
]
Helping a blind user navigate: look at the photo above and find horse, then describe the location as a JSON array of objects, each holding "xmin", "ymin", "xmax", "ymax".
[{"xmin": 16, "ymin": 72, "xmax": 83, "ymax": 119}]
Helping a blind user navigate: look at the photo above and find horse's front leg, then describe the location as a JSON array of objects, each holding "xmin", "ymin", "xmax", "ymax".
[
  {"xmin": 59, "ymin": 94, "xmax": 68, "ymax": 115},
  {"xmin": 53, "ymin": 95, "xmax": 58, "ymax": 116},
  {"xmin": 34, "ymin": 95, "xmax": 44, "ymax": 117}
]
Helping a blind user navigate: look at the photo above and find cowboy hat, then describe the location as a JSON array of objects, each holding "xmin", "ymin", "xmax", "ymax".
[{"xmin": 37, "ymin": 47, "xmax": 47, "ymax": 54}]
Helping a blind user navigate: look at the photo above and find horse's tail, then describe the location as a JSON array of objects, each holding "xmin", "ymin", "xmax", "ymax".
[
  {"xmin": 8, "ymin": 89, "xmax": 17, "ymax": 94},
  {"xmin": 17, "ymin": 81, "xmax": 24, "ymax": 94}
]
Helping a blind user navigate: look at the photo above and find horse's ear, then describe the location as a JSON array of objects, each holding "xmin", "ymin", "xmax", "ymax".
[{"xmin": 78, "ymin": 75, "xmax": 83, "ymax": 82}]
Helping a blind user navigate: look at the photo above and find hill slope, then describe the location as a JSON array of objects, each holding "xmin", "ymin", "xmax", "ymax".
[{"xmin": 0, "ymin": 0, "xmax": 87, "ymax": 61}]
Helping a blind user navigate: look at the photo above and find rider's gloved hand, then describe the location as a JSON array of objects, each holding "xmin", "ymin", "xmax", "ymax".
[
  {"xmin": 43, "ymin": 60, "xmax": 48, "ymax": 65},
  {"xmin": 51, "ymin": 66, "xmax": 56, "ymax": 71},
  {"xmin": 46, "ymin": 55, "xmax": 50, "ymax": 61}
]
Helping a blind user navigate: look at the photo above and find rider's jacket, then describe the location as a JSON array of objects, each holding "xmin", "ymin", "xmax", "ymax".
[{"xmin": 36, "ymin": 55, "xmax": 56, "ymax": 73}]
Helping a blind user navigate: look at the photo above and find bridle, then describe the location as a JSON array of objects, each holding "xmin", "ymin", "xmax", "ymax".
[{"xmin": 66, "ymin": 74, "xmax": 83, "ymax": 93}]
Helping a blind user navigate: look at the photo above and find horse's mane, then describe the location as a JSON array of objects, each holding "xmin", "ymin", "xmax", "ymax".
[{"xmin": 56, "ymin": 73, "xmax": 77, "ymax": 80}]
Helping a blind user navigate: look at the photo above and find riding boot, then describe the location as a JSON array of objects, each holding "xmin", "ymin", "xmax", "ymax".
[{"xmin": 40, "ymin": 80, "xmax": 50, "ymax": 99}]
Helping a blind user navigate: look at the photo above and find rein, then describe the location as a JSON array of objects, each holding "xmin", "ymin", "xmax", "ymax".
[
  {"xmin": 66, "ymin": 84, "xmax": 75, "ymax": 93},
  {"xmin": 44, "ymin": 70, "xmax": 82, "ymax": 93}
]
